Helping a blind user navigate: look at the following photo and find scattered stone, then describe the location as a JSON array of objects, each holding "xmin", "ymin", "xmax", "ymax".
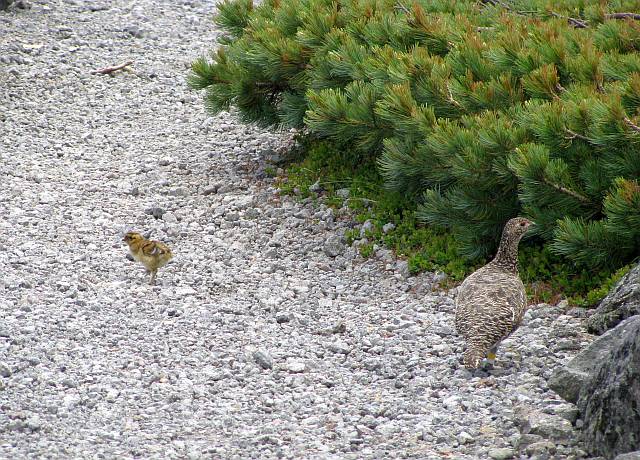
[
  {"xmin": 285, "ymin": 360, "xmax": 306, "ymax": 373},
  {"xmin": 549, "ymin": 403, "xmax": 579, "ymax": 424},
  {"xmin": 162, "ymin": 211, "xmax": 178, "ymax": 224},
  {"xmin": 244, "ymin": 208, "xmax": 260, "ymax": 219},
  {"xmin": 524, "ymin": 440, "xmax": 557, "ymax": 457},
  {"xmin": 175, "ymin": 286, "xmax": 197, "ymax": 297},
  {"xmin": 336, "ymin": 188, "xmax": 350, "ymax": 199},
  {"xmin": 202, "ymin": 184, "xmax": 218, "ymax": 195},
  {"xmin": 517, "ymin": 434, "xmax": 544, "ymax": 449},
  {"xmin": 309, "ymin": 180, "xmax": 322, "ymax": 193},
  {"xmin": 323, "ymin": 235, "xmax": 344, "ymax": 258},
  {"xmin": 145, "ymin": 207, "xmax": 165, "ymax": 220},
  {"xmin": 382, "ymin": 223, "xmax": 395, "ymax": 233},
  {"xmin": 360, "ymin": 219, "xmax": 374, "ymax": 237},
  {"xmin": 315, "ymin": 322, "xmax": 346, "ymax": 336},
  {"xmin": 167, "ymin": 187, "xmax": 188, "ymax": 197},
  {"xmin": 0, "ymin": 362, "xmax": 11, "ymax": 377},
  {"xmin": 432, "ymin": 271, "xmax": 448, "ymax": 285},
  {"xmin": 86, "ymin": 3, "xmax": 109, "ymax": 11},
  {"xmin": 516, "ymin": 406, "xmax": 575, "ymax": 441},
  {"xmin": 275, "ymin": 311, "xmax": 292, "ymax": 323},
  {"xmin": 326, "ymin": 340, "xmax": 351, "ymax": 355},
  {"xmin": 125, "ymin": 25, "xmax": 144, "ymax": 38},
  {"xmin": 376, "ymin": 248, "xmax": 393, "ymax": 263},
  {"xmin": 457, "ymin": 431, "xmax": 474, "ymax": 445},
  {"xmin": 396, "ymin": 260, "xmax": 410, "ymax": 278},
  {"xmin": 252, "ymin": 350, "xmax": 273, "ymax": 370},
  {"xmin": 488, "ymin": 447, "xmax": 515, "ymax": 460}
]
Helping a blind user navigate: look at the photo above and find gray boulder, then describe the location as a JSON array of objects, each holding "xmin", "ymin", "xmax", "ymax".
[
  {"xmin": 614, "ymin": 452, "xmax": 640, "ymax": 460},
  {"xmin": 587, "ymin": 264, "xmax": 640, "ymax": 335},
  {"xmin": 577, "ymin": 315, "xmax": 640, "ymax": 459},
  {"xmin": 548, "ymin": 316, "xmax": 633, "ymax": 404}
]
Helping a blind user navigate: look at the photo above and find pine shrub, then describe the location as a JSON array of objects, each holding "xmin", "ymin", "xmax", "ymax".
[{"xmin": 190, "ymin": 0, "xmax": 640, "ymax": 270}]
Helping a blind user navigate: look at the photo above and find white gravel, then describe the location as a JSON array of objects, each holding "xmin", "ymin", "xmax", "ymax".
[{"xmin": 1, "ymin": 1, "xmax": 592, "ymax": 458}]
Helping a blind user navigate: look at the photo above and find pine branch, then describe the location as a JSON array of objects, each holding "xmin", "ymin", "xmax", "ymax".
[
  {"xmin": 542, "ymin": 178, "xmax": 592, "ymax": 204},
  {"xmin": 624, "ymin": 117, "xmax": 640, "ymax": 134},
  {"xmin": 479, "ymin": 0, "xmax": 512, "ymax": 9},
  {"xmin": 479, "ymin": 2, "xmax": 640, "ymax": 27},
  {"xmin": 446, "ymin": 83, "xmax": 463, "ymax": 109},
  {"xmin": 395, "ymin": 1, "xmax": 410, "ymax": 15},
  {"xmin": 550, "ymin": 11, "xmax": 588, "ymax": 28},
  {"xmin": 564, "ymin": 128, "xmax": 594, "ymax": 144},
  {"xmin": 480, "ymin": 1, "xmax": 589, "ymax": 28},
  {"xmin": 606, "ymin": 13, "xmax": 640, "ymax": 21},
  {"xmin": 254, "ymin": 81, "xmax": 287, "ymax": 90},
  {"xmin": 548, "ymin": 11, "xmax": 640, "ymax": 28}
]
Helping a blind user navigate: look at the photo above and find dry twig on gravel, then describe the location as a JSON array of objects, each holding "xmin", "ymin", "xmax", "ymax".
[{"xmin": 91, "ymin": 60, "xmax": 133, "ymax": 75}]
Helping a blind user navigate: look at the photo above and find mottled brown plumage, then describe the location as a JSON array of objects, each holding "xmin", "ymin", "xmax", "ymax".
[
  {"xmin": 455, "ymin": 217, "xmax": 533, "ymax": 369},
  {"xmin": 123, "ymin": 232, "xmax": 173, "ymax": 285}
]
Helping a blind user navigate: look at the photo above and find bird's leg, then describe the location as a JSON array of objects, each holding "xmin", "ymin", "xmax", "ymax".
[
  {"xmin": 483, "ymin": 344, "xmax": 499, "ymax": 370},
  {"xmin": 149, "ymin": 270, "xmax": 157, "ymax": 285}
]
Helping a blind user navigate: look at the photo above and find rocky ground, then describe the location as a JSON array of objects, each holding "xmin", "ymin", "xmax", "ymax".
[{"xmin": 0, "ymin": 1, "xmax": 595, "ymax": 458}]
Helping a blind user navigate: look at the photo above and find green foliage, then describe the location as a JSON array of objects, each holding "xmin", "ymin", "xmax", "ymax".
[
  {"xmin": 215, "ymin": 0, "xmax": 253, "ymax": 39},
  {"xmin": 572, "ymin": 265, "xmax": 632, "ymax": 307},
  {"xmin": 279, "ymin": 140, "xmax": 627, "ymax": 306},
  {"xmin": 191, "ymin": 0, "xmax": 640, "ymax": 274}
]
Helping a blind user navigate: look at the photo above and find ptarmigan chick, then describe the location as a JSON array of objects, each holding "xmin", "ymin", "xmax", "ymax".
[
  {"xmin": 123, "ymin": 232, "xmax": 173, "ymax": 285},
  {"xmin": 455, "ymin": 217, "xmax": 533, "ymax": 370}
]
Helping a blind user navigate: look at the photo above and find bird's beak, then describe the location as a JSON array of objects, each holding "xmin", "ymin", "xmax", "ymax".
[{"xmin": 525, "ymin": 220, "xmax": 535, "ymax": 234}]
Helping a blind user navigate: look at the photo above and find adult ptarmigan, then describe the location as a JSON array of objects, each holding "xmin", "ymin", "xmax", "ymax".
[{"xmin": 455, "ymin": 217, "xmax": 533, "ymax": 369}]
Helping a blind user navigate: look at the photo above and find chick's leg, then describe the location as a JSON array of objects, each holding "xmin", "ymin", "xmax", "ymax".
[{"xmin": 149, "ymin": 270, "xmax": 157, "ymax": 285}]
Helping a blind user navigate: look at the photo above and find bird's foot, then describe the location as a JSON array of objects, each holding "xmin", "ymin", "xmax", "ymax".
[
  {"xmin": 479, "ymin": 361, "xmax": 494, "ymax": 372},
  {"xmin": 470, "ymin": 368, "xmax": 491, "ymax": 378},
  {"xmin": 479, "ymin": 351, "xmax": 497, "ymax": 371}
]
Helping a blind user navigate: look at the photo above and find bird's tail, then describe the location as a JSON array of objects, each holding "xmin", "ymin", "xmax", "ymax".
[{"xmin": 463, "ymin": 347, "xmax": 485, "ymax": 369}]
